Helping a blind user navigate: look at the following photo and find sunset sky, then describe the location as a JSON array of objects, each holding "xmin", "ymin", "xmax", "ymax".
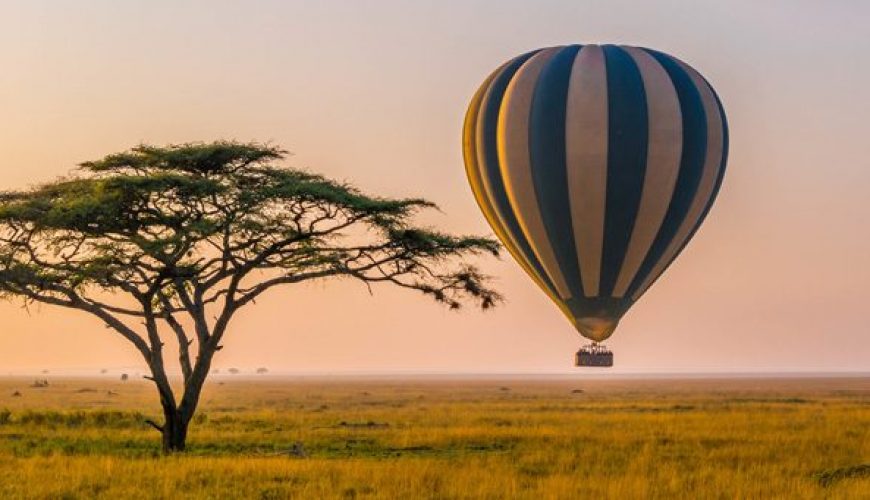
[{"xmin": 1, "ymin": 0, "xmax": 868, "ymax": 374}]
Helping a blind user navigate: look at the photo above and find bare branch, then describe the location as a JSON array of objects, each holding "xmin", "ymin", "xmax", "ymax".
[{"xmin": 144, "ymin": 419, "xmax": 164, "ymax": 433}]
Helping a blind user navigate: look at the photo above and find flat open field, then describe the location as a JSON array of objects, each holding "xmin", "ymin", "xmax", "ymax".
[{"xmin": 0, "ymin": 375, "xmax": 867, "ymax": 499}]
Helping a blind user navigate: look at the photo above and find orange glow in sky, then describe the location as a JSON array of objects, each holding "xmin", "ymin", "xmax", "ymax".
[{"xmin": 0, "ymin": 0, "xmax": 868, "ymax": 374}]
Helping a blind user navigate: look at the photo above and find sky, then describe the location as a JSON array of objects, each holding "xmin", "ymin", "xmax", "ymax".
[{"xmin": 0, "ymin": 0, "xmax": 868, "ymax": 374}]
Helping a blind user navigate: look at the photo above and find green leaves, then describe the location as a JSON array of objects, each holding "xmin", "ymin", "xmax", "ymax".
[
  {"xmin": 387, "ymin": 228, "xmax": 500, "ymax": 257},
  {"xmin": 80, "ymin": 141, "xmax": 285, "ymax": 175},
  {"xmin": 0, "ymin": 140, "xmax": 502, "ymax": 315},
  {"xmin": 0, "ymin": 174, "xmax": 221, "ymax": 234}
]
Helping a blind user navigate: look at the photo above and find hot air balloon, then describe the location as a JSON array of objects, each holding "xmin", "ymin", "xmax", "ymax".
[{"xmin": 462, "ymin": 44, "xmax": 728, "ymax": 366}]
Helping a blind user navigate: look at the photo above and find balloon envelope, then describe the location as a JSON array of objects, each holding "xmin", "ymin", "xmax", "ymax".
[{"xmin": 463, "ymin": 44, "xmax": 728, "ymax": 342}]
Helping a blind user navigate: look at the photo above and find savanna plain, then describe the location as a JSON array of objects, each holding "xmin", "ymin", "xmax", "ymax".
[{"xmin": 0, "ymin": 375, "xmax": 867, "ymax": 499}]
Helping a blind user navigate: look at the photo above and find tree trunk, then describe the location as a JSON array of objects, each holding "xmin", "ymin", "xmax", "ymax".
[{"xmin": 161, "ymin": 405, "xmax": 190, "ymax": 453}]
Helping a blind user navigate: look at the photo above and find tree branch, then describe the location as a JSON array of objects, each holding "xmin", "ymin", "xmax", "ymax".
[
  {"xmin": 144, "ymin": 419, "xmax": 164, "ymax": 433},
  {"xmin": 159, "ymin": 296, "xmax": 193, "ymax": 385}
]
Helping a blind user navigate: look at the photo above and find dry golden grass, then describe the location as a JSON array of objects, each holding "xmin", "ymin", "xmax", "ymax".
[{"xmin": 0, "ymin": 375, "xmax": 867, "ymax": 499}]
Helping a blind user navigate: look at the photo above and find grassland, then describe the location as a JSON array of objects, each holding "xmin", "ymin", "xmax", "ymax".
[{"xmin": 0, "ymin": 375, "xmax": 867, "ymax": 499}]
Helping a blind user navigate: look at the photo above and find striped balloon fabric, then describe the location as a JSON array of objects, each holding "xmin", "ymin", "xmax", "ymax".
[{"xmin": 463, "ymin": 44, "xmax": 728, "ymax": 342}]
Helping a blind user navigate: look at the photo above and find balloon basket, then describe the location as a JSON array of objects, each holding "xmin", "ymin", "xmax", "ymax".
[{"xmin": 575, "ymin": 343, "xmax": 613, "ymax": 367}]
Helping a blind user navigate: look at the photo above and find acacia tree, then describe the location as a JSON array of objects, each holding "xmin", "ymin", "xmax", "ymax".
[{"xmin": 0, "ymin": 142, "xmax": 500, "ymax": 452}]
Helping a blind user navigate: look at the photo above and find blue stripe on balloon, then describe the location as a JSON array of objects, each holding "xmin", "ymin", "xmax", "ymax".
[
  {"xmin": 677, "ymin": 78, "xmax": 729, "ymax": 258},
  {"xmin": 528, "ymin": 44, "xmax": 584, "ymax": 299},
  {"xmin": 625, "ymin": 48, "xmax": 709, "ymax": 298},
  {"xmin": 477, "ymin": 50, "xmax": 561, "ymax": 297},
  {"xmin": 704, "ymin": 81, "xmax": 729, "ymax": 217},
  {"xmin": 599, "ymin": 45, "xmax": 649, "ymax": 297}
]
